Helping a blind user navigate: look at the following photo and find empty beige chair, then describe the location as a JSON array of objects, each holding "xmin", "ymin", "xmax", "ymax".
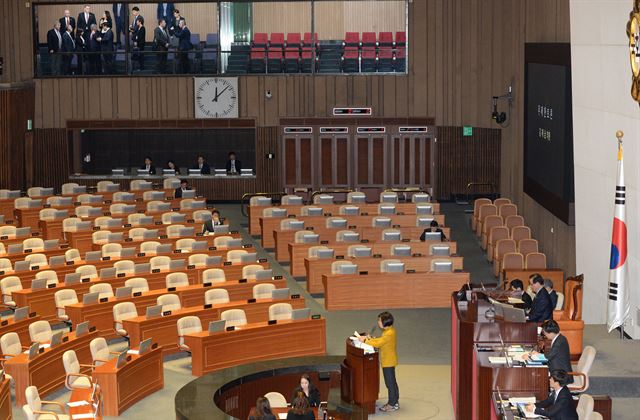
[
  {"xmin": 109, "ymin": 203, "xmax": 132, "ymax": 216},
  {"xmin": 213, "ymin": 235, "xmax": 233, "ymax": 248},
  {"xmin": 90, "ymin": 337, "xmax": 119, "ymax": 367},
  {"xmin": 127, "ymin": 213, "xmax": 148, "ymax": 226},
  {"xmin": 113, "ymin": 192, "xmax": 133, "ymax": 203},
  {"xmin": 1, "ymin": 276, "xmax": 22, "ymax": 308},
  {"xmin": 268, "ymin": 303, "xmax": 293, "ymax": 321},
  {"xmin": 144, "ymin": 192, "xmax": 165, "ymax": 202},
  {"xmin": 23, "ymin": 238, "xmax": 45, "ymax": 252},
  {"xmin": 46, "ymin": 196, "xmax": 67, "ymax": 207},
  {"xmin": 0, "ymin": 225, "xmax": 17, "ymax": 238},
  {"xmin": 555, "ymin": 292, "xmax": 565, "ymax": 310},
  {"xmin": 493, "ymin": 239, "xmax": 517, "ymax": 276},
  {"xmin": 336, "ymin": 230, "xmax": 359, "ymax": 242},
  {"xmin": 157, "ymin": 294, "xmax": 181, "ymax": 312},
  {"xmin": 204, "ymin": 288, "xmax": 230, "ymax": 305},
  {"xmin": 346, "ymin": 191, "xmax": 366, "ymax": 203},
  {"xmin": 179, "ymin": 199, "xmax": 200, "ymax": 210},
  {"xmin": 75, "ymin": 265, "xmax": 98, "ymax": 279},
  {"xmin": 504, "ymin": 215, "xmax": 525, "ymax": 230},
  {"xmin": 300, "ymin": 206, "xmax": 322, "ymax": 216},
  {"xmin": 74, "ymin": 205, "xmax": 95, "ymax": 218},
  {"xmin": 92, "ymin": 230, "xmax": 111, "ymax": 245},
  {"xmin": 23, "ymin": 385, "xmax": 71, "ymax": 420},
  {"xmin": 175, "ymin": 238, "xmax": 196, "ymax": 252},
  {"xmin": 331, "ymin": 261, "xmax": 356, "ymax": 274},
  {"xmin": 499, "ymin": 203, "xmax": 518, "ymax": 218},
  {"xmin": 163, "ymin": 177, "xmax": 181, "ymax": 189},
  {"xmin": 54, "ymin": 290, "xmax": 78, "ymax": 323},
  {"xmin": 281, "ymin": 195, "xmax": 303, "ymax": 205},
  {"xmin": 140, "ymin": 241, "xmax": 161, "ymax": 254},
  {"xmin": 253, "ymin": 283, "xmax": 276, "ymax": 299},
  {"xmin": 326, "ymin": 217, "xmax": 347, "ymax": 228},
  {"xmin": 166, "ymin": 224, "xmax": 185, "ymax": 238},
  {"xmin": 35, "ymin": 270, "xmax": 59, "ymax": 286},
  {"xmin": 63, "ymin": 350, "xmax": 93, "ymax": 390},
  {"xmin": 493, "ymin": 197, "xmax": 511, "ymax": 207},
  {"xmin": 280, "ymin": 218, "xmax": 303, "ymax": 230},
  {"xmin": 263, "ymin": 207, "xmax": 286, "ymax": 218},
  {"xmin": 501, "ymin": 253, "xmax": 524, "ymax": 275},
  {"xmin": 113, "ymin": 302, "xmax": 138, "ymax": 338},
  {"xmin": 380, "ymin": 259, "xmax": 403, "ymax": 272},
  {"xmin": 150, "ymin": 256, "xmax": 171, "ymax": 270},
  {"xmin": 77, "ymin": 194, "xmax": 97, "ymax": 204},
  {"xmin": 89, "ymin": 283, "xmax": 114, "ymax": 299},
  {"xmin": 249, "ymin": 196, "xmax": 271, "ymax": 206},
  {"xmin": 227, "ymin": 249, "xmax": 248, "ymax": 263},
  {"xmin": 27, "ymin": 187, "xmax": 48, "ymax": 198},
  {"xmin": 220, "ymin": 309, "xmax": 247, "ymax": 328},
  {"xmin": 308, "ymin": 246, "xmax": 330, "ymax": 257},
  {"xmin": 525, "ymin": 252, "xmax": 547, "ymax": 270},
  {"xmin": 101, "ymin": 243, "xmax": 122, "ymax": 258},
  {"xmin": 64, "ymin": 248, "xmax": 81, "ymax": 262},
  {"xmin": 29, "ymin": 320, "xmax": 53, "ymax": 343},
  {"xmin": 39, "ymin": 208, "xmax": 58, "ymax": 221},
  {"xmin": 339, "ymin": 205, "xmax": 360, "ymax": 216},
  {"xmin": 264, "ymin": 391, "xmax": 288, "ymax": 408},
  {"xmin": 476, "ymin": 204, "xmax": 498, "ymax": 237},
  {"xmin": 192, "ymin": 210, "xmax": 213, "ymax": 223},
  {"xmin": 62, "ymin": 217, "xmax": 82, "ymax": 233},
  {"xmin": 1, "ymin": 332, "xmax": 24, "ymax": 361},
  {"xmin": 585, "ymin": 413, "xmax": 603, "ymax": 420},
  {"xmin": 313, "ymin": 194, "xmax": 334, "ymax": 204},
  {"xmin": 188, "ymin": 253, "xmax": 208, "ymax": 268},
  {"xmin": 114, "ymin": 260, "xmax": 135, "ymax": 275},
  {"xmin": 294, "ymin": 231, "xmax": 318, "ymax": 244},
  {"xmin": 97, "ymin": 180, "xmax": 118, "ymax": 192},
  {"xmin": 127, "ymin": 227, "xmax": 148, "ymax": 240},
  {"xmin": 14, "ymin": 197, "xmax": 34, "ymax": 209},
  {"xmin": 486, "ymin": 226, "xmax": 509, "ymax": 262},
  {"xmin": 347, "ymin": 245, "xmax": 369, "ymax": 258},
  {"xmin": 511, "ymin": 225, "xmax": 531, "ymax": 243},
  {"xmin": 202, "ymin": 269, "xmax": 226, "ymax": 284},
  {"xmin": 480, "ymin": 215, "xmax": 503, "ymax": 250},
  {"xmin": 26, "ymin": 253, "xmax": 48, "ymax": 268},
  {"xmin": 166, "ymin": 272, "xmax": 189, "ymax": 288},
  {"xmin": 518, "ymin": 238, "xmax": 539, "ymax": 256},
  {"xmin": 0, "ymin": 258, "xmax": 12, "ymax": 271},
  {"xmin": 568, "ymin": 346, "xmax": 597, "ymax": 393},
  {"xmin": 379, "ymin": 191, "xmax": 398, "ymax": 203},
  {"xmin": 0, "ymin": 244, "xmax": 4, "ymax": 256},
  {"xmin": 130, "ymin": 180, "xmax": 152, "ymax": 191},
  {"xmin": 242, "ymin": 264, "xmax": 264, "ymax": 280},
  {"xmin": 95, "ymin": 216, "xmax": 119, "ymax": 229},
  {"xmin": 125, "ymin": 277, "xmax": 149, "ymax": 294},
  {"xmin": 177, "ymin": 316, "xmax": 202, "ymax": 351},
  {"xmin": 576, "ymin": 393, "xmax": 594, "ymax": 420},
  {"xmin": 162, "ymin": 212, "xmax": 186, "ymax": 225},
  {"xmin": 61, "ymin": 182, "xmax": 80, "ymax": 195}
]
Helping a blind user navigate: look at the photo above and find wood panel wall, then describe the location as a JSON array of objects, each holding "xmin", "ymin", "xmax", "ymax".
[
  {"xmin": 0, "ymin": 0, "xmax": 34, "ymax": 83},
  {"xmin": 0, "ymin": 86, "xmax": 35, "ymax": 190},
  {"xmin": 26, "ymin": 128, "xmax": 69, "ymax": 189},
  {"xmin": 253, "ymin": 2, "xmax": 311, "ymax": 36},
  {"xmin": 314, "ymin": 0, "xmax": 405, "ymax": 40}
]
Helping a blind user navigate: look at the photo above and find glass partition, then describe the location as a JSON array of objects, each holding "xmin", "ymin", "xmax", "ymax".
[{"xmin": 33, "ymin": 1, "xmax": 407, "ymax": 77}]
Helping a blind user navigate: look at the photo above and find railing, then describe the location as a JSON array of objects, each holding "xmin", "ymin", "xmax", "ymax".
[
  {"xmin": 460, "ymin": 182, "xmax": 497, "ymax": 204},
  {"xmin": 240, "ymin": 192, "xmax": 287, "ymax": 217},
  {"xmin": 310, "ymin": 189, "xmax": 353, "ymax": 204}
]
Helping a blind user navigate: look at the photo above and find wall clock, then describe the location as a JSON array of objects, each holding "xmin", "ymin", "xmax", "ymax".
[
  {"xmin": 194, "ymin": 77, "xmax": 239, "ymax": 118},
  {"xmin": 627, "ymin": 1, "xmax": 640, "ymax": 103}
]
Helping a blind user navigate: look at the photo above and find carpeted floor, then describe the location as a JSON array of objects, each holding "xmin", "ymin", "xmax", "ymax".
[{"xmin": 7, "ymin": 202, "xmax": 640, "ymax": 419}]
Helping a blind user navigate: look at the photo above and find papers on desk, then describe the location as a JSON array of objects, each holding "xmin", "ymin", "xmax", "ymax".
[
  {"xmin": 509, "ymin": 396, "xmax": 536, "ymax": 404},
  {"xmin": 488, "ymin": 356, "xmax": 513, "ymax": 365},
  {"xmin": 349, "ymin": 332, "xmax": 375, "ymax": 354},
  {"xmin": 507, "ymin": 297, "xmax": 525, "ymax": 304},
  {"xmin": 516, "ymin": 402, "xmax": 540, "ymax": 418},
  {"xmin": 67, "ymin": 400, "xmax": 90, "ymax": 407},
  {"xmin": 127, "ymin": 349, "xmax": 139, "ymax": 355},
  {"xmin": 278, "ymin": 414, "xmax": 288, "ymax": 419},
  {"xmin": 71, "ymin": 414, "xmax": 95, "ymax": 419},
  {"xmin": 529, "ymin": 353, "xmax": 547, "ymax": 362}
]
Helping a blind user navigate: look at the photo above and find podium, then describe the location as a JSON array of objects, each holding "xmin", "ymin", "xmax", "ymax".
[{"xmin": 341, "ymin": 338, "xmax": 379, "ymax": 414}]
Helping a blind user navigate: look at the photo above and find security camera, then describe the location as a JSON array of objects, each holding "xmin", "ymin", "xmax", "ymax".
[{"xmin": 265, "ymin": 90, "xmax": 272, "ymax": 99}]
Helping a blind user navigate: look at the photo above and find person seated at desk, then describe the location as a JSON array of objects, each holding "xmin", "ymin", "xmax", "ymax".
[
  {"xmin": 202, "ymin": 209, "xmax": 222, "ymax": 234},
  {"xmin": 140, "ymin": 156, "xmax": 156, "ymax": 174},
  {"xmin": 174, "ymin": 179, "xmax": 190, "ymax": 198},
  {"xmin": 509, "ymin": 279, "xmax": 532, "ymax": 310},
  {"xmin": 527, "ymin": 274, "xmax": 553, "ymax": 323},
  {"xmin": 226, "ymin": 151, "xmax": 242, "ymax": 174},
  {"xmin": 286, "ymin": 391, "xmax": 315, "ymax": 420},
  {"xmin": 419, "ymin": 219, "xmax": 446, "ymax": 242},
  {"xmin": 192, "ymin": 155, "xmax": 211, "ymax": 174},
  {"xmin": 525, "ymin": 370, "xmax": 578, "ymax": 420},
  {"xmin": 166, "ymin": 160, "xmax": 180, "ymax": 175},
  {"xmin": 292, "ymin": 373, "xmax": 321, "ymax": 407},
  {"xmin": 545, "ymin": 278, "xmax": 559, "ymax": 309},
  {"xmin": 529, "ymin": 320, "xmax": 573, "ymax": 384},
  {"xmin": 248, "ymin": 396, "xmax": 276, "ymax": 420}
]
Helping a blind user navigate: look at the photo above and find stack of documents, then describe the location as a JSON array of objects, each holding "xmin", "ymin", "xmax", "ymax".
[
  {"xmin": 488, "ymin": 356, "xmax": 513, "ymax": 364},
  {"xmin": 350, "ymin": 331, "xmax": 375, "ymax": 354}
]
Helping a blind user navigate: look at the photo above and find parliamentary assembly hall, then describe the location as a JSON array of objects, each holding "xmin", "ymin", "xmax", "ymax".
[{"xmin": 0, "ymin": 0, "xmax": 638, "ymax": 419}]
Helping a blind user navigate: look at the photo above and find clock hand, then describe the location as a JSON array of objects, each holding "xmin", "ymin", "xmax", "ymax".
[
  {"xmin": 217, "ymin": 85, "xmax": 230, "ymax": 98},
  {"xmin": 212, "ymin": 87, "xmax": 218, "ymax": 102}
]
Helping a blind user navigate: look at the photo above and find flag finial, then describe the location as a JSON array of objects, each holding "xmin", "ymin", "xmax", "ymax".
[{"xmin": 616, "ymin": 130, "xmax": 624, "ymax": 160}]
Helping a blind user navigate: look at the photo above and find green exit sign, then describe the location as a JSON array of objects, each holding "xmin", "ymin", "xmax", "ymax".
[{"xmin": 463, "ymin": 126, "xmax": 473, "ymax": 137}]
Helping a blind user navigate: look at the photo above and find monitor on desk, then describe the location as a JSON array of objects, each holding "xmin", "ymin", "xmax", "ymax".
[
  {"xmin": 385, "ymin": 261, "xmax": 406, "ymax": 273},
  {"xmin": 241, "ymin": 168, "xmax": 253, "ymax": 176},
  {"xmin": 115, "ymin": 286, "xmax": 132, "ymax": 298},
  {"xmin": 82, "ymin": 292, "xmax": 99, "ymax": 305},
  {"xmin": 100, "ymin": 267, "xmax": 116, "ymax": 279},
  {"xmin": 181, "ymin": 190, "xmax": 196, "ymax": 199},
  {"xmin": 146, "ymin": 305, "xmax": 162, "ymax": 318},
  {"xmin": 503, "ymin": 305, "xmax": 526, "ymax": 323},
  {"xmin": 205, "ymin": 256, "xmax": 222, "ymax": 266},
  {"xmin": 27, "ymin": 199, "xmax": 42, "ymax": 209},
  {"xmin": 169, "ymin": 259, "xmax": 185, "ymax": 270},
  {"xmin": 240, "ymin": 252, "xmax": 258, "ymax": 263},
  {"xmin": 7, "ymin": 244, "xmax": 22, "ymax": 255},
  {"xmin": 271, "ymin": 288, "xmax": 290, "ymax": 300},
  {"xmin": 120, "ymin": 247, "xmax": 136, "ymax": 257},
  {"xmin": 383, "ymin": 231, "xmax": 401, "ymax": 241},
  {"xmin": 14, "ymin": 261, "xmax": 30, "ymax": 271},
  {"xmin": 341, "ymin": 232, "xmax": 360, "ymax": 242},
  {"xmin": 56, "ymin": 197, "xmax": 74, "ymax": 206},
  {"xmin": 336, "ymin": 264, "xmax": 358, "ymax": 275},
  {"xmin": 75, "ymin": 221, "xmax": 92, "ymax": 230},
  {"xmin": 75, "ymin": 321, "xmax": 90, "ymax": 336},
  {"xmin": 379, "ymin": 205, "xmax": 396, "ymax": 215},
  {"xmin": 163, "ymin": 169, "xmax": 176, "ymax": 176},
  {"xmin": 111, "ymin": 169, "xmax": 125, "ymax": 176},
  {"xmin": 155, "ymin": 244, "xmax": 172, "ymax": 254},
  {"xmin": 64, "ymin": 273, "xmax": 82, "ymax": 285},
  {"xmin": 49, "ymin": 255, "xmax": 66, "ymax": 267},
  {"xmin": 417, "ymin": 217, "xmax": 435, "ymax": 227},
  {"xmin": 50, "ymin": 331, "xmax": 63, "ymax": 347},
  {"xmin": 15, "ymin": 227, "xmax": 31, "ymax": 237},
  {"xmin": 431, "ymin": 245, "xmax": 450, "ymax": 256},
  {"xmin": 13, "ymin": 306, "xmax": 29, "ymax": 322},
  {"xmin": 306, "ymin": 207, "xmax": 323, "ymax": 216},
  {"xmin": 255, "ymin": 269, "xmax": 273, "ymax": 280},
  {"xmin": 316, "ymin": 249, "xmax": 334, "ymax": 259},
  {"xmin": 143, "ymin": 229, "xmax": 159, "ymax": 240},
  {"xmin": 31, "ymin": 279, "xmax": 47, "ymax": 290},
  {"xmin": 134, "ymin": 263, "xmax": 150, "ymax": 274},
  {"xmin": 28, "ymin": 343, "xmax": 39, "ymax": 360},
  {"xmin": 191, "ymin": 241, "xmax": 208, "ymax": 251},
  {"xmin": 189, "ymin": 169, "xmax": 202, "ymax": 177},
  {"xmin": 341, "ymin": 206, "xmax": 360, "ymax": 216},
  {"xmin": 139, "ymin": 338, "xmax": 153, "ymax": 355},
  {"xmin": 213, "ymin": 225, "xmax": 229, "ymax": 235},
  {"xmin": 116, "ymin": 351, "xmax": 128, "ymax": 368},
  {"xmin": 137, "ymin": 169, "xmax": 150, "ymax": 176},
  {"xmin": 302, "ymin": 234, "xmax": 320, "ymax": 244},
  {"xmin": 226, "ymin": 238, "xmax": 242, "ymax": 248},
  {"xmin": 43, "ymin": 239, "xmax": 59, "ymax": 250},
  {"xmin": 291, "ymin": 308, "xmax": 311, "ymax": 320},
  {"xmin": 214, "ymin": 169, "xmax": 227, "ymax": 176},
  {"xmin": 288, "ymin": 220, "xmax": 305, "ymax": 230},
  {"xmin": 328, "ymin": 219, "xmax": 348, "ymax": 229},
  {"xmin": 208, "ymin": 320, "xmax": 226, "ymax": 333},
  {"xmin": 104, "ymin": 183, "xmax": 120, "ymax": 192},
  {"xmin": 178, "ymin": 227, "xmax": 194, "ymax": 237},
  {"xmin": 85, "ymin": 251, "xmax": 101, "ymax": 262},
  {"xmin": 392, "ymin": 245, "xmax": 411, "ymax": 256},
  {"xmin": 40, "ymin": 188, "xmax": 54, "ymax": 196},
  {"xmin": 433, "ymin": 261, "xmax": 453, "ymax": 272},
  {"xmin": 423, "ymin": 232, "xmax": 442, "ymax": 241},
  {"xmin": 352, "ymin": 247, "xmax": 372, "ymax": 257}
]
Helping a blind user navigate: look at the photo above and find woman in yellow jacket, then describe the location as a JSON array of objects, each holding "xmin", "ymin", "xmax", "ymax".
[{"xmin": 358, "ymin": 311, "xmax": 399, "ymax": 412}]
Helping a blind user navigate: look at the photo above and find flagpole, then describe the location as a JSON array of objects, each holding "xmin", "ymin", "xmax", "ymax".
[{"xmin": 616, "ymin": 130, "xmax": 625, "ymax": 340}]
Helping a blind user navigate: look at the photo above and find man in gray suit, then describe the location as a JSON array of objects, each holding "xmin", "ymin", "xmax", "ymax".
[{"xmin": 153, "ymin": 19, "xmax": 170, "ymax": 74}]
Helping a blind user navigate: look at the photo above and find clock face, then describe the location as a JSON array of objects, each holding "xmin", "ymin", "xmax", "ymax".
[{"xmin": 194, "ymin": 77, "xmax": 239, "ymax": 119}]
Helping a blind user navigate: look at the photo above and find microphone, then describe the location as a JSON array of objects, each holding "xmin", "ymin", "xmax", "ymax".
[
  {"xmin": 497, "ymin": 329, "xmax": 511, "ymax": 368},
  {"xmin": 369, "ymin": 325, "xmax": 377, "ymax": 336}
]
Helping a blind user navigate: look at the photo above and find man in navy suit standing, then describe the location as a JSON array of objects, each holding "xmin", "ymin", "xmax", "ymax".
[
  {"xmin": 77, "ymin": 5, "xmax": 97, "ymax": 42},
  {"xmin": 175, "ymin": 19, "xmax": 192, "ymax": 74},
  {"xmin": 527, "ymin": 274, "xmax": 553, "ymax": 322},
  {"xmin": 157, "ymin": 2, "xmax": 175, "ymax": 29},
  {"xmin": 112, "ymin": 3, "xmax": 126, "ymax": 47}
]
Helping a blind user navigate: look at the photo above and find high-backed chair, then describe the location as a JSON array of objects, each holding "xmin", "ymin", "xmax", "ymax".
[
  {"xmin": 281, "ymin": 195, "xmax": 303, "ymax": 205},
  {"xmin": 213, "ymin": 235, "xmax": 234, "ymax": 248},
  {"xmin": 188, "ymin": 253, "xmax": 208, "ymax": 268},
  {"xmin": 91, "ymin": 231, "xmax": 111, "ymax": 245},
  {"xmin": 23, "ymin": 238, "xmax": 45, "ymax": 252},
  {"xmin": 176, "ymin": 238, "xmax": 195, "ymax": 252},
  {"xmin": 163, "ymin": 178, "xmax": 181, "ymax": 189},
  {"xmin": 202, "ymin": 268, "xmax": 226, "ymax": 283},
  {"xmin": 576, "ymin": 393, "xmax": 594, "ymax": 419},
  {"xmin": 242, "ymin": 264, "xmax": 264, "ymax": 280},
  {"xmin": 205, "ymin": 288, "xmax": 230, "ymax": 305},
  {"xmin": 481, "ymin": 215, "xmax": 503, "ymax": 250},
  {"xmin": 125, "ymin": 277, "xmax": 149, "ymax": 294},
  {"xmin": 492, "ymin": 239, "xmax": 516, "ymax": 276},
  {"xmin": 177, "ymin": 316, "xmax": 202, "ymax": 351},
  {"xmin": 263, "ymin": 207, "xmax": 286, "ymax": 218},
  {"xmin": 518, "ymin": 238, "xmax": 539, "ymax": 256},
  {"xmin": 253, "ymin": 283, "xmax": 276, "ymax": 299},
  {"xmin": 346, "ymin": 192, "xmax": 366, "ymax": 203},
  {"xmin": 114, "ymin": 260, "xmax": 135, "ymax": 275},
  {"xmin": 63, "ymin": 350, "xmax": 93, "ymax": 390},
  {"xmin": 61, "ymin": 183, "xmax": 80, "ymax": 195},
  {"xmin": 1, "ymin": 276, "xmax": 22, "ymax": 309},
  {"xmin": 89, "ymin": 283, "xmax": 114, "ymax": 299},
  {"xmin": 505, "ymin": 215, "xmax": 525, "ymax": 230},
  {"xmin": 493, "ymin": 197, "xmax": 511, "ymax": 207},
  {"xmin": 268, "ymin": 303, "xmax": 293, "ymax": 321},
  {"xmin": 568, "ymin": 346, "xmax": 597, "ymax": 393},
  {"xmin": 501, "ymin": 253, "xmax": 524, "ymax": 279},
  {"xmin": 166, "ymin": 272, "xmax": 189, "ymax": 288},
  {"xmin": 227, "ymin": 249, "xmax": 248, "ymax": 263},
  {"xmin": 39, "ymin": 208, "xmax": 58, "ymax": 221},
  {"xmin": 220, "ymin": 309, "xmax": 247, "ymax": 328},
  {"xmin": 90, "ymin": 337, "xmax": 119, "ymax": 367},
  {"xmin": 476, "ymin": 204, "xmax": 498, "ymax": 238},
  {"xmin": 0, "ymin": 258, "xmax": 11, "ymax": 271},
  {"xmin": 29, "ymin": 320, "xmax": 53, "ymax": 343},
  {"xmin": 101, "ymin": 243, "xmax": 122, "ymax": 258},
  {"xmin": 487, "ymin": 226, "xmax": 509, "ymax": 262},
  {"xmin": 511, "ymin": 225, "xmax": 531, "ymax": 243},
  {"xmin": 555, "ymin": 292, "xmax": 565, "ymax": 310},
  {"xmin": 250, "ymin": 196, "xmax": 271, "ymax": 206},
  {"xmin": 113, "ymin": 302, "xmax": 138, "ymax": 338},
  {"xmin": 554, "ymin": 275, "xmax": 585, "ymax": 359},
  {"xmin": 525, "ymin": 252, "xmax": 547, "ymax": 270},
  {"xmin": 264, "ymin": 391, "xmax": 288, "ymax": 408},
  {"xmin": 127, "ymin": 227, "xmax": 148, "ymax": 240},
  {"xmin": 157, "ymin": 294, "xmax": 181, "ymax": 312},
  {"xmin": 1, "ymin": 332, "xmax": 25, "ymax": 361},
  {"xmin": 331, "ymin": 260, "xmax": 356, "ymax": 274},
  {"xmin": 64, "ymin": 248, "xmax": 81, "ymax": 262},
  {"xmin": 22, "ymin": 385, "xmax": 71, "ymax": 420},
  {"xmin": 54, "ymin": 290, "xmax": 78, "ymax": 323},
  {"xmin": 141, "ymin": 241, "xmax": 161, "ymax": 255},
  {"xmin": 499, "ymin": 203, "xmax": 518, "ymax": 218},
  {"xmin": 26, "ymin": 253, "xmax": 48, "ymax": 268},
  {"xmin": 75, "ymin": 265, "xmax": 98, "ymax": 279},
  {"xmin": 35, "ymin": 270, "xmax": 58, "ymax": 286},
  {"xmin": 97, "ymin": 180, "xmax": 118, "ymax": 192},
  {"xmin": 150, "ymin": 256, "xmax": 171, "ymax": 270}
]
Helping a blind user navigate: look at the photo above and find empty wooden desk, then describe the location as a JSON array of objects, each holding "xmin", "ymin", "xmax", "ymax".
[
  {"xmin": 92, "ymin": 346, "xmax": 164, "ymax": 416},
  {"xmin": 323, "ymin": 271, "xmax": 470, "ymax": 310},
  {"xmin": 183, "ymin": 317, "xmax": 326, "ymax": 376},
  {"xmin": 124, "ymin": 296, "xmax": 305, "ymax": 353},
  {"xmin": 4, "ymin": 330, "xmax": 97, "ymax": 406}
]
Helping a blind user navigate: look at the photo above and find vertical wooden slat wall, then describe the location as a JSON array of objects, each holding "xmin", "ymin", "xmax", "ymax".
[
  {"xmin": 27, "ymin": 128, "xmax": 70, "ymax": 190},
  {"xmin": 0, "ymin": 86, "xmax": 34, "ymax": 189}
]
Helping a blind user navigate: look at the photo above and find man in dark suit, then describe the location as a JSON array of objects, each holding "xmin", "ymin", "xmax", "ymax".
[
  {"xmin": 225, "ymin": 151, "xmax": 242, "ymax": 173},
  {"xmin": 61, "ymin": 24, "xmax": 76, "ymax": 75},
  {"xmin": 202, "ymin": 210, "xmax": 222, "ymax": 234},
  {"xmin": 192, "ymin": 156, "xmax": 211, "ymax": 174},
  {"xmin": 140, "ymin": 157, "xmax": 156, "ymax": 175},
  {"xmin": 129, "ymin": 6, "xmax": 143, "ymax": 36},
  {"xmin": 175, "ymin": 19, "xmax": 192, "ymax": 74},
  {"xmin": 509, "ymin": 279, "xmax": 532, "ymax": 310},
  {"xmin": 532, "ymin": 320, "xmax": 574, "ymax": 384},
  {"xmin": 112, "ymin": 3, "xmax": 126, "ymax": 47},
  {"xmin": 153, "ymin": 19, "xmax": 170, "ymax": 74},
  {"xmin": 545, "ymin": 278, "xmax": 559, "ymax": 309},
  {"xmin": 59, "ymin": 10, "xmax": 76, "ymax": 36},
  {"xmin": 47, "ymin": 22, "xmax": 63, "ymax": 76},
  {"xmin": 420, "ymin": 219, "xmax": 446, "ymax": 242},
  {"xmin": 77, "ymin": 5, "xmax": 97, "ymax": 42},
  {"xmin": 75, "ymin": 29, "xmax": 88, "ymax": 75},
  {"xmin": 88, "ymin": 24, "xmax": 101, "ymax": 75},
  {"xmin": 97, "ymin": 23, "xmax": 114, "ymax": 74},
  {"xmin": 132, "ymin": 17, "xmax": 146, "ymax": 71},
  {"xmin": 528, "ymin": 274, "xmax": 553, "ymax": 322},
  {"xmin": 526, "ymin": 370, "xmax": 578, "ymax": 420},
  {"xmin": 174, "ymin": 180, "xmax": 190, "ymax": 198},
  {"xmin": 157, "ymin": 2, "xmax": 175, "ymax": 28},
  {"xmin": 168, "ymin": 9, "xmax": 183, "ymax": 36}
]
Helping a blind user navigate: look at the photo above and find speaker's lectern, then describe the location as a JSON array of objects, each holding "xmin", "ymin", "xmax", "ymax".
[{"xmin": 341, "ymin": 337, "xmax": 380, "ymax": 414}]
